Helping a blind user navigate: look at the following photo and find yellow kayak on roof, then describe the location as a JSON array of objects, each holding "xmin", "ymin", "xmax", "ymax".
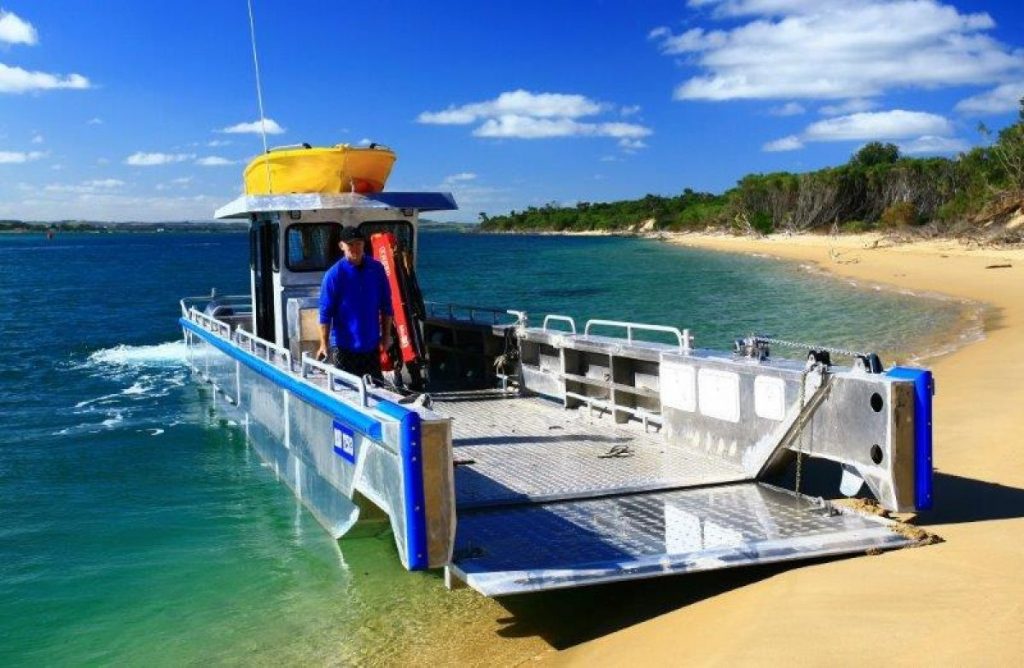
[{"xmin": 243, "ymin": 143, "xmax": 397, "ymax": 195}]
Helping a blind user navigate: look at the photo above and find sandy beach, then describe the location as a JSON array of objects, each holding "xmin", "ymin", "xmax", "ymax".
[{"xmin": 537, "ymin": 232, "xmax": 1024, "ymax": 665}]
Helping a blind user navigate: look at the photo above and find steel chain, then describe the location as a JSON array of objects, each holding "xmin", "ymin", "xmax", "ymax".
[{"xmin": 755, "ymin": 336, "xmax": 866, "ymax": 359}]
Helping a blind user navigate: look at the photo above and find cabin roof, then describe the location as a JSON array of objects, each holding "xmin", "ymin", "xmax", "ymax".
[{"xmin": 214, "ymin": 191, "xmax": 458, "ymax": 219}]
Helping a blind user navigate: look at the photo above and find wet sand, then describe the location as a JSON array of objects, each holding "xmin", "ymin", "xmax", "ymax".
[{"xmin": 546, "ymin": 233, "xmax": 1024, "ymax": 665}]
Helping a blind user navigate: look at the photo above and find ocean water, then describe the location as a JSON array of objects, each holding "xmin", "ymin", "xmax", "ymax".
[{"xmin": 0, "ymin": 231, "xmax": 966, "ymax": 665}]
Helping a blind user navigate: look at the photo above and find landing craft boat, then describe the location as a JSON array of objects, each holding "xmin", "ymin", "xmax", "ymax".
[{"xmin": 179, "ymin": 150, "xmax": 935, "ymax": 596}]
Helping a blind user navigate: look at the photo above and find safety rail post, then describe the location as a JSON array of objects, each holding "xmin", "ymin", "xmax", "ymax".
[
  {"xmin": 300, "ymin": 353, "xmax": 368, "ymax": 407},
  {"xmin": 583, "ymin": 318, "xmax": 689, "ymax": 352},
  {"xmin": 542, "ymin": 314, "xmax": 577, "ymax": 334}
]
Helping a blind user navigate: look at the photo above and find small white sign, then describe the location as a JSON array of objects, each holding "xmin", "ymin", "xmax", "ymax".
[
  {"xmin": 698, "ymin": 368, "xmax": 741, "ymax": 423},
  {"xmin": 754, "ymin": 375, "xmax": 787, "ymax": 421}
]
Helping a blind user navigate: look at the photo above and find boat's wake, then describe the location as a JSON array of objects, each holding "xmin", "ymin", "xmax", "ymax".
[{"xmin": 57, "ymin": 341, "xmax": 193, "ymax": 436}]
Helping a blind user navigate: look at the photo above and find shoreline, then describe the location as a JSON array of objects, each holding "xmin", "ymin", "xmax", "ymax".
[{"xmin": 542, "ymin": 231, "xmax": 1024, "ymax": 665}]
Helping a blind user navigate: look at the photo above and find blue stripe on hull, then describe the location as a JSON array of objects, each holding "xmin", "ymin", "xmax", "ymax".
[{"xmin": 181, "ymin": 318, "xmax": 431, "ymax": 570}]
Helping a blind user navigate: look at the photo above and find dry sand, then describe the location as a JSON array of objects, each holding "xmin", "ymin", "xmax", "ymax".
[{"xmin": 543, "ymin": 232, "xmax": 1024, "ymax": 666}]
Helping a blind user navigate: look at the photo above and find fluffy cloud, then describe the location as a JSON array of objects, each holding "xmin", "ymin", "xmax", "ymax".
[
  {"xmin": 762, "ymin": 135, "xmax": 804, "ymax": 152},
  {"xmin": 195, "ymin": 156, "xmax": 235, "ymax": 166},
  {"xmin": 0, "ymin": 150, "xmax": 45, "ymax": 164},
  {"xmin": 0, "ymin": 10, "xmax": 37, "ymax": 45},
  {"xmin": 84, "ymin": 179, "xmax": 124, "ymax": 188},
  {"xmin": 768, "ymin": 102, "xmax": 805, "ymax": 116},
  {"xmin": 419, "ymin": 90, "xmax": 650, "ymax": 147},
  {"xmin": 44, "ymin": 179, "xmax": 125, "ymax": 194},
  {"xmin": 87, "ymin": 117, "xmax": 103, "ymax": 125},
  {"xmin": 955, "ymin": 81, "xmax": 1024, "ymax": 115},
  {"xmin": 218, "ymin": 118, "xmax": 285, "ymax": 135},
  {"xmin": 0, "ymin": 63, "xmax": 90, "ymax": 94},
  {"xmin": 418, "ymin": 90, "xmax": 606, "ymax": 125},
  {"xmin": 124, "ymin": 152, "xmax": 195, "ymax": 166},
  {"xmin": 804, "ymin": 110, "xmax": 952, "ymax": 141},
  {"xmin": 443, "ymin": 172, "xmax": 477, "ymax": 184},
  {"xmin": 652, "ymin": 1, "xmax": 1023, "ymax": 101},
  {"xmin": 900, "ymin": 135, "xmax": 969, "ymax": 154},
  {"xmin": 763, "ymin": 109, "xmax": 962, "ymax": 152}
]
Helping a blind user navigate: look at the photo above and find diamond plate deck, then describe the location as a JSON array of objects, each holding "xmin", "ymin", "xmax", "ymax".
[
  {"xmin": 429, "ymin": 390, "xmax": 749, "ymax": 508},
  {"xmin": 450, "ymin": 483, "xmax": 916, "ymax": 596}
]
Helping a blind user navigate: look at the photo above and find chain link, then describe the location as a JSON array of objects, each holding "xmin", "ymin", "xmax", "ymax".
[{"xmin": 754, "ymin": 336, "xmax": 867, "ymax": 359}]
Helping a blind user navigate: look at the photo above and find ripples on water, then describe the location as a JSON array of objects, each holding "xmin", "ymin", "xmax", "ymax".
[{"xmin": 0, "ymin": 232, "xmax": 968, "ymax": 664}]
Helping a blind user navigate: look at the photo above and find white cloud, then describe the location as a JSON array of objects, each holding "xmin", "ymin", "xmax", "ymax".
[
  {"xmin": 804, "ymin": 110, "xmax": 952, "ymax": 141},
  {"xmin": 172, "ymin": 177, "xmax": 192, "ymax": 184},
  {"xmin": 763, "ymin": 109, "xmax": 954, "ymax": 152},
  {"xmin": 124, "ymin": 152, "xmax": 195, "ymax": 166},
  {"xmin": 218, "ymin": 118, "xmax": 285, "ymax": 134},
  {"xmin": 620, "ymin": 104, "xmax": 642, "ymax": 117},
  {"xmin": 96, "ymin": 157, "xmax": 110, "ymax": 165},
  {"xmin": 819, "ymin": 98, "xmax": 878, "ymax": 116},
  {"xmin": 0, "ymin": 150, "xmax": 45, "ymax": 163},
  {"xmin": 207, "ymin": 139, "xmax": 231, "ymax": 147},
  {"xmin": 763, "ymin": 135, "xmax": 804, "ymax": 151},
  {"xmin": 44, "ymin": 179, "xmax": 125, "ymax": 194},
  {"xmin": 955, "ymin": 81, "xmax": 1024, "ymax": 115},
  {"xmin": 419, "ymin": 90, "xmax": 651, "ymax": 148},
  {"xmin": 618, "ymin": 138, "xmax": 648, "ymax": 151},
  {"xmin": 769, "ymin": 102, "xmax": 805, "ymax": 116},
  {"xmin": 0, "ymin": 63, "xmax": 90, "ymax": 94},
  {"xmin": 900, "ymin": 135, "xmax": 969, "ymax": 154},
  {"xmin": 83, "ymin": 179, "xmax": 124, "ymax": 188},
  {"xmin": 195, "ymin": 156, "xmax": 235, "ymax": 166},
  {"xmin": 654, "ymin": 1, "xmax": 1023, "ymax": 101},
  {"xmin": 472, "ymin": 114, "xmax": 651, "ymax": 141},
  {"xmin": 357, "ymin": 138, "xmax": 372, "ymax": 146},
  {"xmin": 419, "ymin": 90, "xmax": 606, "ymax": 125},
  {"xmin": 31, "ymin": 133, "xmax": 43, "ymax": 144},
  {"xmin": 87, "ymin": 117, "xmax": 103, "ymax": 125},
  {"xmin": 443, "ymin": 172, "xmax": 477, "ymax": 184},
  {"xmin": 0, "ymin": 10, "xmax": 37, "ymax": 45}
]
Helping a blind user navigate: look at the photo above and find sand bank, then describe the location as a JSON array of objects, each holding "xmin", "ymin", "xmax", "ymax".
[{"xmin": 545, "ymin": 232, "xmax": 1024, "ymax": 665}]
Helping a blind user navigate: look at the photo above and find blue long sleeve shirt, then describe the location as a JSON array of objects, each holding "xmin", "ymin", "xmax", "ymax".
[{"xmin": 318, "ymin": 257, "xmax": 393, "ymax": 353}]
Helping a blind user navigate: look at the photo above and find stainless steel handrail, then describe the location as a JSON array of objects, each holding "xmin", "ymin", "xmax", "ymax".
[
  {"xmin": 184, "ymin": 307, "xmax": 372, "ymax": 410},
  {"xmin": 583, "ymin": 318, "xmax": 692, "ymax": 352},
  {"xmin": 300, "ymin": 353, "xmax": 368, "ymax": 407},
  {"xmin": 542, "ymin": 314, "xmax": 577, "ymax": 334}
]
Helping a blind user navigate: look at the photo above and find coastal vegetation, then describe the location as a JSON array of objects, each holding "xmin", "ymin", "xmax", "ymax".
[{"xmin": 480, "ymin": 101, "xmax": 1024, "ymax": 243}]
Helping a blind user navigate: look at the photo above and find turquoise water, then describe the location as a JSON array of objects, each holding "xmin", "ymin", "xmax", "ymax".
[{"xmin": 0, "ymin": 232, "xmax": 963, "ymax": 665}]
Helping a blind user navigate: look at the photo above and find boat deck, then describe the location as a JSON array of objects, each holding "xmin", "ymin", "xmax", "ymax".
[{"xmin": 428, "ymin": 389, "xmax": 749, "ymax": 508}]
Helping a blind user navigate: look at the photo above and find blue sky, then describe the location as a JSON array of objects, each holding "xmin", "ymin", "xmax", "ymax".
[{"xmin": 1, "ymin": 0, "xmax": 1023, "ymax": 222}]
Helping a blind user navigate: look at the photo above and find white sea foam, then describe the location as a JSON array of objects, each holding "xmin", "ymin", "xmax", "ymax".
[{"xmin": 87, "ymin": 341, "xmax": 189, "ymax": 368}]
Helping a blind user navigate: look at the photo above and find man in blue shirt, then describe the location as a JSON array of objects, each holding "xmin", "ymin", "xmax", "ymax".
[{"xmin": 316, "ymin": 227, "xmax": 393, "ymax": 378}]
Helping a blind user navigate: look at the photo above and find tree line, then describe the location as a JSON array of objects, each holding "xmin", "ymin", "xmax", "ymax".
[{"xmin": 479, "ymin": 101, "xmax": 1024, "ymax": 242}]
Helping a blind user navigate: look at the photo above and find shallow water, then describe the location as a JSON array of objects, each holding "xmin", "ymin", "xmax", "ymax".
[{"xmin": 0, "ymin": 231, "xmax": 965, "ymax": 664}]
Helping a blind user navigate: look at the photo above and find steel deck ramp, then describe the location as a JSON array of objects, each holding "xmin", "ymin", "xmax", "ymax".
[
  {"xmin": 447, "ymin": 483, "xmax": 917, "ymax": 596},
  {"xmin": 430, "ymin": 391, "xmax": 749, "ymax": 508}
]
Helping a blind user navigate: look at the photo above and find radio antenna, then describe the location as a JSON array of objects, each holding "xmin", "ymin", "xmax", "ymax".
[{"xmin": 246, "ymin": 0, "xmax": 273, "ymax": 193}]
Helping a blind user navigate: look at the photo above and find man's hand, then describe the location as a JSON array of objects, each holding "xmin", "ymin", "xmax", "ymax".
[{"xmin": 315, "ymin": 343, "xmax": 328, "ymax": 362}]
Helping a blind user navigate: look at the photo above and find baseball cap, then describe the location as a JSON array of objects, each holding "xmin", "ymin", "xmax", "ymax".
[{"xmin": 339, "ymin": 227, "xmax": 365, "ymax": 243}]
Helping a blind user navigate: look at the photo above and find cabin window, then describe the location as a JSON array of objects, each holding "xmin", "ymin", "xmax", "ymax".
[{"xmin": 286, "ymin": 223, "xmax": 341, "ymax": 272}]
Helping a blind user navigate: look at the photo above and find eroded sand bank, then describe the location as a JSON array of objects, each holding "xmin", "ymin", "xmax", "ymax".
[{"xmin": 545, "ymin": 233, "xmax": 1024, "ymax": 665}]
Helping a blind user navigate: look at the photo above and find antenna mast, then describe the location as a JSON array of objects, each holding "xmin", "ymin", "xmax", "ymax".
[{"xmin": 246, "ymin": 0, "xmax": 273, "ymax": 193}]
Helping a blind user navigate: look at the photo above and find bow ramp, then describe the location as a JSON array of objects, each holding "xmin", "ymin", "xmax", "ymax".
[
  {"xmin": 428, "ymin": 382, "xmax": 922, "ymax": 596},
  {"xmin": 413, "ymin": 314, "xmax": 933, "ymax": 596}
]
